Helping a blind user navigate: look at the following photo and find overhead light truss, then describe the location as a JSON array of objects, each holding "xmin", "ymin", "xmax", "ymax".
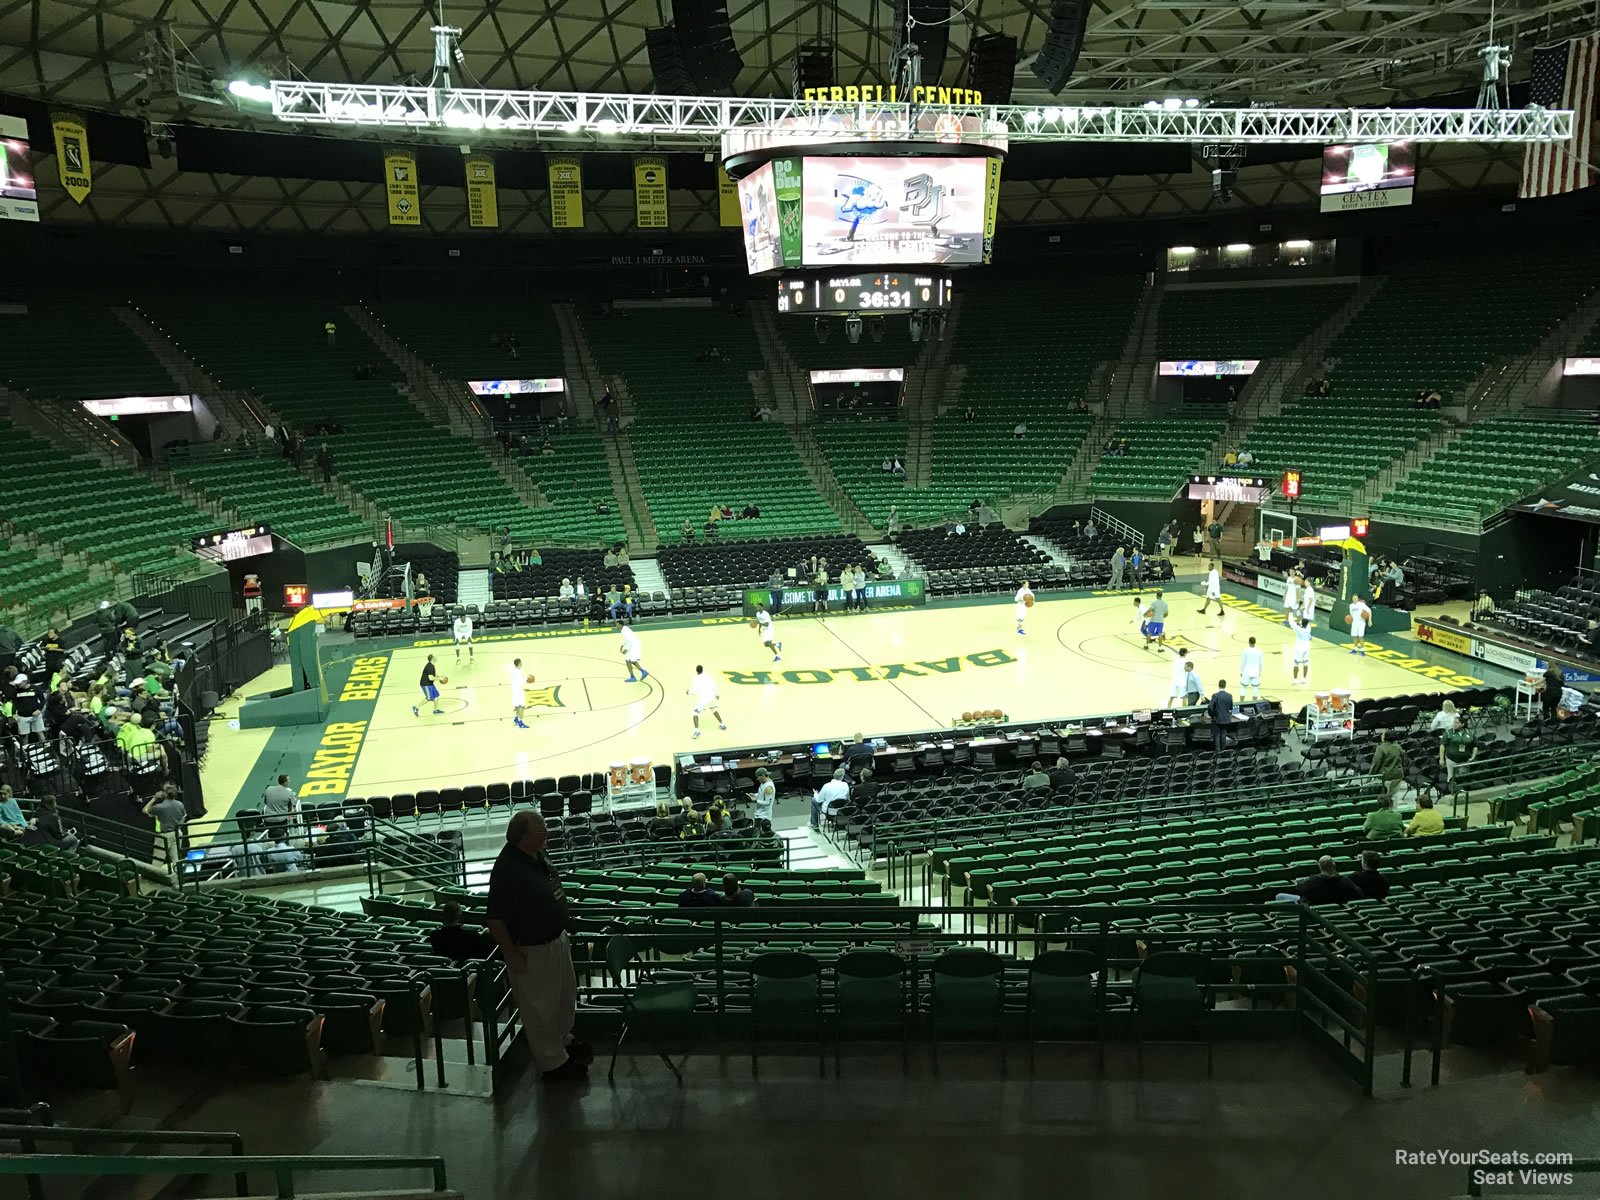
[{"xmin": 265, "ymin": 81, "xmax": 1572, "ymax": 149}]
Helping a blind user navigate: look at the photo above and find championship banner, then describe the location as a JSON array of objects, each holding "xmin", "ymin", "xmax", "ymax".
[
  {"xmin": 717, "ymin": 164, "xmax": 740, "ymax": 227},
  {"xmin": 382, "ymin": 148, "xmax": 421, "ymax": 226},
  {"xmin": 982, "ymin": 156, "xmax": 1002, "ymax": 263},
  {"xmin": 51, "ymin": 112, "xmax": 91, "ymax": 205},
  {"xmin": 548, "ymin": 157, "xmax": 584, "ymax": 229},
  {"xmin": 464, "ymin": 154, "xmax": 498, "ymax": 228},
  {"xmin": 633, "ymin": 156, "xmax": 668, "ymax": 228},
  {"xmin": 772, "ymin": 156, "xmax": 804, "ymax": 267}
]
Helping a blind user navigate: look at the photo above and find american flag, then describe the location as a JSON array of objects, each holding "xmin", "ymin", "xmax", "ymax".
[{"xmin": 1520, "ymin": 33, "xmax": 1600, "ymax": 199}]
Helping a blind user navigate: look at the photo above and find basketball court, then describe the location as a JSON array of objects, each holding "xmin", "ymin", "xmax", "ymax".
[{"xmin": 205, "ymin": 583, "xmax": 1509, "ymax": 817}]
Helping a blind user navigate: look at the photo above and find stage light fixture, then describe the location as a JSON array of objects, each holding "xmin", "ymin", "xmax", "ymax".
[{"xmin": 227, "ymin": 79, "xmax": 273, "ymax": 104}]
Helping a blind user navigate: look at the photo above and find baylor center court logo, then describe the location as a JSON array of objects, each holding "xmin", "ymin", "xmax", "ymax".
[
  {"xmin": 525, "ymin": 685, "xmax": 564, "ymax": 710},
  {"xmin": 724, "ymin": 648, "xmax": 1016, "ymax": 686}
]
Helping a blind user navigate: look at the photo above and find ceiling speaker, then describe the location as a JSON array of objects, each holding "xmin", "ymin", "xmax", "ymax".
[{"xmin": 1029, "ymin": 0, "xmax": 1090, "ymax": 94}]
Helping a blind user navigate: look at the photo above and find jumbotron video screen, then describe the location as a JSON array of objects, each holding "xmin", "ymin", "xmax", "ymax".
[{"xmin": 802, "ymin": 156, "xmax": 985, "ymax": 267}]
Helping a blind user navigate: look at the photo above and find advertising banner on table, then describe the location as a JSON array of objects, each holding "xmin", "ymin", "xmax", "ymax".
[
  {"xmin": 744, "ymin": 577, "xmax": 926, "ymax": 616},
  {"xmin": 464, "ymin": 154, "xmax": 498, "ymax": 228},
  {"xmin": 982, "ymin": 156, "xmax": 1002, "ymax": 263},
  {"xmin": 633, "ymin": 156, "xmax": 669, "ymax": 228},
  {"xmin": 1515, "ymin": 468, "xmax": 1600, "ymax": 524},
  {"xmin": 717, "ymin": 164, "xmax": 740, "ymax": 227},
  {"xmin": 802, "ymin": 155, "xmax": 986, "ymax": 266},
  {"xmin": 382, "ymin": 148, "xmax": 421, "ymax": 226},
  {"xmin": 0, "ymin": 115, "xmax": 39, "ymax": 222},
  {"xmin": 50, "ymin": 112, "xmax": 91, "ymax": 205},
  {"xmin": 548, "ymin": 157, "xmax": 584, "ymax": 229},
  {"xmin": 772, "ymin": 156, "xmax": 805, "ymax": 268},
  {"xmin": 738, "ymin": 162, "xmax": 782, "ymax": 274}
]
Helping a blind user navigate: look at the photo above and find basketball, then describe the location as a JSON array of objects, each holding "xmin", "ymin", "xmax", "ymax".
[
  {"xmin": 1344, "ymin": 615, "xmax": 1353, "ymax": 625},
  {"xmin": 525, "ymin": 673, "xmax": 537, "ymax": 684},
  {"xmin": 1024, "ymin": 595, "xmax": 1035, "ymax": 608},
  {"xmin": 438, "ymin": 676, "xmax": 449, "ymax": 686}
]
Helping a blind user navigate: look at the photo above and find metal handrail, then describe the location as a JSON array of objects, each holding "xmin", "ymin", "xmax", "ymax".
[
  {"xmin": 0, "ymin": 1154, "xmax": 449, "ymax": 1198},
  {"xmin": 0, "ymin": 1124, "xmax": 248, "ymax": 1199}
]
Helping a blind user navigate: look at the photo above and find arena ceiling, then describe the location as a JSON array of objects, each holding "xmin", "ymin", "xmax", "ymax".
[{"xmin": 2, "ymin": 0, "xmax": 1598, "ymax": 118}]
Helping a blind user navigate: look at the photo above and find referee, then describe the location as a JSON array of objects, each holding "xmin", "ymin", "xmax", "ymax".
[{"xmin": 485, "ymin": 812, "xmax": 592, "ymax": 1082}]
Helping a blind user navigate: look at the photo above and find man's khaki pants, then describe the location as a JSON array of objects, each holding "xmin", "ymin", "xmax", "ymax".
[{"xmin": 506, "ymin": 933, "xmax": 577, "ymax": 1072}]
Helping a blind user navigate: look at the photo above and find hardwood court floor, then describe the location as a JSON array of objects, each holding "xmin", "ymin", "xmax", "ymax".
[{"xmin": 322, "ymin": 587, "xmax": 1502, "ymax": 798}]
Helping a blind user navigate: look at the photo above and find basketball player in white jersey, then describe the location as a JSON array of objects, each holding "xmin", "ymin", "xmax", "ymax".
[
  {"xmin": 1282, "ymin": 572, "xmax": 1300, "ymax": 625},
  {"xmin": 507, "ymin": 656, "xmax": 532, "ymax": 729},
  {"xmin": 686, "ymin": 664, "xmax": 727, "ymax": 739},
  {"xmin": 1014, "ymin": 580, "xmax": 1035, "ymax": 636},
  {"xmin": 754, "ymin": 605, "xmax": 782, "ymax": 663},
  {"xmin": 452, "ymin": 611, "xmax": 474, "ymax": 662},
  {"xmin": 617, "ymin": 623, "xmax": 649, "ymax": 682},
  {"xmin": 1166, "ymin": 645, "xmax": 1190, "ymax": 706},
  {"xmin": 1299, "ymin": 577, "xmax": 1318, "ymax": 623},
  {"xmin": 1291, "ymin": 615, "xmax": 1314, "ymax": 685},
  {"xmin": 1198, "ymin": 560, "xmax": 1224, "ymax": 617},
  {"xmin": 1239, "ymin": 635, "xmax": 1264, "ymax": 701},
  {"xmin": 1347, "ymin": 594, "xmax": 1372, "ymax": 656}
]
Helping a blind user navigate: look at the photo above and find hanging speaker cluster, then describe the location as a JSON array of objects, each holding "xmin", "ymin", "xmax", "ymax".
[
  {"xmin": 791, "ymin": 40, "xmax": 835, "ymax": 99},
  {"xmin": 967, "ymin": 32, "xmax": 1017, "ymax": 105},
  {"xmin": 892, "ymin": 0, "xmax": 950, "ymax": 86},
  {"xmin": 644, "ymin": 26, "xmax": 696, "ymax": 95},
  {"xmin": 1029, "ymin": 0, "xmax": 1090, "ymax": 94},
  {"xmin": 672, "ymin": 0, "xmax": 743, "ymax": 92}
]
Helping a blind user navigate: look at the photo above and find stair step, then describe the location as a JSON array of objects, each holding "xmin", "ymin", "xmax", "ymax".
[{"xmin": 457, "ymin": 568, "xmax": 492, "ymax": 608}]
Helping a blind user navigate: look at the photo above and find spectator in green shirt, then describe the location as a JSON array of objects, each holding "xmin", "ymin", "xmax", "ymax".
[
  {"xmin": 1363, "ymin": 798, "xmax": 1404, "ymax": 840},
  {"xmin": 1440, "ymin": 718, "xmax": 1476, "ymax": 782},
  {"xmin": 1371, "ymin": 732, "xmax": 1405, "ymax": 798}
]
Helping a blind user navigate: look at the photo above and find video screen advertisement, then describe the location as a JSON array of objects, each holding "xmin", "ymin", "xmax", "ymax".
[
  {"xmin": 802, "ymin": 156, "xmax": 986, "ymax": 267},
  {"xmin": 737, "ymin": 162, "xmax": 783, "ymax": 275},
  {"xmin": 1319, "ymin": 142, "xmax": 1415, "ymax": 213},
  {"xmin": 0, "ymin": 114, "xmax": 40, "ymax": 223}
]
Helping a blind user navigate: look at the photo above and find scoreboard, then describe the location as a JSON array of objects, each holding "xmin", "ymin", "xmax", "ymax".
[
  {"xmin": 777, "ymin": 273, "xmax": 952, "ymax": 314},
  {"xmin": 191, "ymin": 524, "xmax": 274, "ymax": 563}
]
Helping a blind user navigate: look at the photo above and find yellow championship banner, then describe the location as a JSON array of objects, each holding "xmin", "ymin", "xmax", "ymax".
[
  {"xmin": 548, "ymin": 157, "xmax": 584, "ymax": 229},
  {"xmin": 633, "ymin": 155, "xmax": 668, "ymax": 229},
  {"xmin": 51, "ymin": 112, "xmax": 91, "ymax": 205},
  {"xmin": 982, "ymin": 157, "xmax": 1002, "ymax": 263},
  {"xmin": 717, "ymin": 164, "xmax": 740, "ymax": 227},
  {"xmin": 382, "ymin": 148, "xmax": 421, "ymax": 226},
  {"xmin": 464, "ymin": 154, "xmax": 498, "ymax": 229}
]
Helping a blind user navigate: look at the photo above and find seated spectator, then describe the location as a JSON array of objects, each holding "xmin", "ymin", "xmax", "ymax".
[
  {"xmin": 892, "ymin": 458, "xmax": 905, "ymax": 476},
  {"xmin": 429, "ymin": 901, "xmax": 495, "ymax": 963},
  {"xmin": 677, "ymin": 871, "xmax": 724, "ymax": 906},
  {"xmin": 681, "ymin": 520, "xmax": 696, "ymax": 543},
  {"xmin": 844, "ymin": 733, "xmax": 875, "ymax": 778},
  {"xmin": 1238, "ymin": 449, "xmax": 1254, "ymax": 467},
  {"xmin": 594, "ymin": 499, "xmax": 610, "ymax": 515},
  {"xmin": 1223, "ymin": 449, "xmax": 1238, "ymax": 467},
  {"xmin": 963, "ymin": 406, "xmax": 976, "ymax": 423},
  {"xmin": 1296, "ymin": 855, "xmax": 1362, "ymax": 905},
  {"xmin": 559, "ymin": 577, "xmax": 576, "ymax": 600},
  {"xmin": 1405, "ymin": 794, "xmax": 1445, "ymax": 837},
  {"xmin": 708, "ymin": 503, "xmax": 723, "ymax": 525},
  {"xmin": 605, "ymin": 585, "xmax": 623, "ymax": 619},
  {"xmin": 616, "ymin": 544, "xmax": 630, "ymax": 566},
  {"xmin": 1022, "ymin": 760, "xmax": 1051, "ymax": 790},
  {"xmin": 540, "ymin": 436, "xmax": 554, "ymax": 455},
  {"xmin": 23, "ymin": 796, "xmax": 78, "ymax": 850},
  {"xmin": 619, "ymin": 584, "xmax": 637, "ymax": 620},
  {"xmin": 117, "ymin": 711, "xmax": 157, "ymax": 758},
  {"xmin": 741, "ymin": 503, "xmax": 759, "ymax": 519},
  {"xmin": 1362, "ymin": 796, "xmax": 1404, "ymax": 840},
  {"xmin": 881, "ymin": 457, "xmax": 893, "ymax": 474},
  {"xmin": 706, "ymin": 808, "xmax": 736, "ymax": 839},
  {"xmin": 261, "ymin": 839, "xmax": 309, "ymax": 873},
  {"xmin": 603, "ymin": 548, "xmax": 619, "ymax": 568},
  {"xmin": 648, "ymin": 801, "xmax": 678, "ymax": 840},
  {"xmin": 850, "ymin": 767, "xmax": 879, "ymax": 816},
  {"xmin": 1349, "ymin": 850, "xmax": 1390, "ymax": 900},
  {"xmin": 1013, "ymin": 422, "xmax": 1027, "ymax": 439},
  {"xmin": 1047, "ymin": 756, "xmax": 1075, "ymax": 789},
  {"xmin": 811, "ymin": 767, "xmax": 850, "ymax": 830},
  {"xmin": 722, "ymin": 874, "xmax": 756, "ymax": 907},
  {"xmin": 0, "ymin": 785, "xmax": 26, "ymax": 840},
  {"xmin": 1427, "ymin": 699, "xmax": 1460, "ymax": 733}
]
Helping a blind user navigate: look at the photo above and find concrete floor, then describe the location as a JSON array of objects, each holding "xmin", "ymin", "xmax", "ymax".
[{"xmin": 63, "ymin": 1035, "xmax": 1597, "ymax": 1200}]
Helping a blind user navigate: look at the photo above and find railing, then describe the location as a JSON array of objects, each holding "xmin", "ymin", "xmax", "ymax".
[
  {"xmin": 0, "ymin": 1153, "xmax": 450, "ymax": 1198},
  {"xmin": 1088, "ymin": 506, "xmax": 1144, "ymax": 551},
  {"xmin": 0, "ymin": 1123, "xmax": 247, "ymax": 1200},
  {"xmin": 474, "ymin": 900, "xmax": 1382, "ymax": 1096}
]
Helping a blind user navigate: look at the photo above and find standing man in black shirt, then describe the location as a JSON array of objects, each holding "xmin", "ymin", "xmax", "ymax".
[
  {"xmin": 413, "ymin": 655, "xmax": 443, "ymax": 718},
  {"xmin": 11, "ymin": 674, "xmax": 44, "ymax": 744},
  {"xmin": 485, "ymin": 812, "xmax": 591, "ymax": 1082}
]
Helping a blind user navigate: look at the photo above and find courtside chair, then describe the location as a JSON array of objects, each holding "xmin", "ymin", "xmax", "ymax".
[
  {"xmin": 928, "ymin": 948, "xmax": 1007, "ymax": 1075},
  {"xmin": 832, "ymin": 950, "xmax": 910, "ymax": 1075},
  {"xmin": 1025, "ymin": 949, "xmax": 1110, "ymax": 1073},
  {"xmin": 1133, "ymin": 952, "xmax": 1214, "ymax": 1076},
  {"xmin": 748, "ymin": 951, "xmax": 825, "ymax": 1077},
  {"xmin": 605, "ymin": 933, "xmax": 697, "ymax": 1085}
]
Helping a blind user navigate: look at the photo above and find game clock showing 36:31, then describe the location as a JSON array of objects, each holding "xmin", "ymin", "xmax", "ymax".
[{"xmin": 777, "ymin": 273, "xmax": 953, "ymax": 314}]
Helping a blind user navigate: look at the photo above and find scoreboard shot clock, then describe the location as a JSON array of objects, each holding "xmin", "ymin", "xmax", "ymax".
[{"xmin": 777, "ymin": 273, "xmax": 953, "ymax": 314}]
